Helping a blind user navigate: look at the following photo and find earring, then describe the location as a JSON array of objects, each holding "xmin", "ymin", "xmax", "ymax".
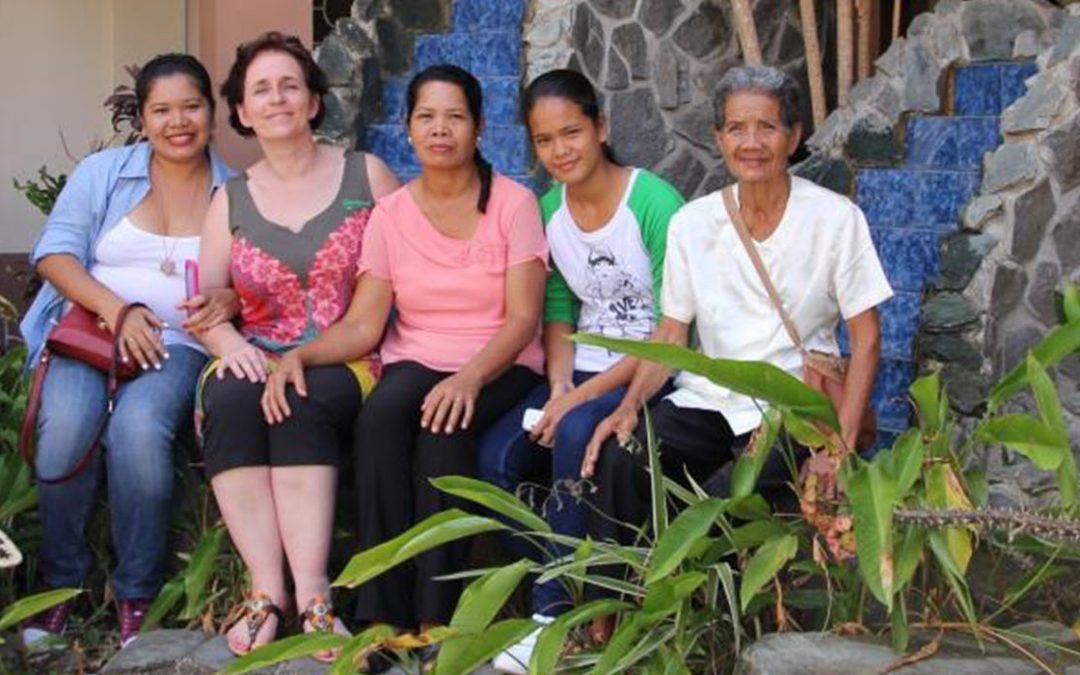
[
  {"xmin": 407, "ymin": 136, "xmax": 413, "ymax": 145},
  {"xmin": 477, "ymin": 135, "xmax": 483, "ymax": 144}
]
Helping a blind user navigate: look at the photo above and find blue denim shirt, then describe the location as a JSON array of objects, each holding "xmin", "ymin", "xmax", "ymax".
[{"xmin": 20, "ymin": 141, "xmax": 235, "ymax": 365}]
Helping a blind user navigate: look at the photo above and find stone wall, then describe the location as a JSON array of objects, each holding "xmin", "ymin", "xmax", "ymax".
[{"xmin": 523, "ymin": 0, "xmax": 814, "ymax": 197}]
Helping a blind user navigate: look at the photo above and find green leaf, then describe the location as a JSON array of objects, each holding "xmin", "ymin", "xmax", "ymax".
[
  {"xmin": 927, "ymin": 531, "xmax": 977, "ymax": 625},
  {"xmin": 739, "ymin": 534, "xmax": 798, "ymax": 612},
  {"xmin": 1027, "ymin": 355, "xmax": 1069, "ymax": 444},
  {"xmin": 644, "ymin": 408, "xmax": 668, "ymax": 540},
  {"xmin": 989, "ymin": 319, "xmax": 1080, "ymax": 410},
  {"xmin": 328, "ymin": 624, "xmax": 396, "ymax": 675},
  {"xmin": 924, "ymin": 464, "xmax": 973, "ymax": 574},
  {"xmin": 713, "ymin": 562, "xmax": 741, "ymax": 654},
  {"xmin": 641, "ymin": 572, "xmax": 707, "ymax": 622},
  {"xmin": 0, "ymin": 588, "xmax": 82, "ymax": 633},
  {"xmin": 142, "ymin": 578, "xmax": 184, "ymax": 632},
  {"xmin": 731, "ymin": 408, "xmax": 782, "ymax": 498},
  {"xmin": 843, "ymin": 460, "xmax": 896, "ymax": 609},
  {"xmin": 781, "ymin": 410, "xmax": 830, "ymax": 449},
  {"xmin": 434, "ymin": 618, "xmax": 535, "ymax": 675},
  {"xmin": 448, "ymin": 560, "xmax": 531, "ymax": 635},
  {"xmin": 571, "ymin": 334, "xmax": 839, "ymax": 429},
  {"xmin": 727, "ymin": 520, "xmax": 790, "ymax": 553},
  {"xmin": 646, "ymin": 499, "xmax": 725, "ymax": 584},
  {"xmin": 891, "ymin": 592, "xmax": 909, "ymax": 652},
  {"xmin": 886, "ymin": 429, "xmax": 925, "ymax": 499},
  {"xmin": 181, "ymin": 526, "xmax": 225, "ymax": 620},
  {"xmin": 221, "ymin": 633, "xmax": 349, "ymax": 674},
  {"xmin": 893, "ymin": 526, "xmax": 925, "ymax": 592},
  {"xmin": 430, "ymin": 476, "xmax": 551, "ymax": 534},
  {"xmin": 909, "ymin": 371, "xmax": 943, "ymax": 435},
  {"xmin": 334, "ymin": 510, "xmax": 505, "ymax": 588},
  {"xmin": 1057, "ymin": 452, "xmax": 1079, "ymax": 509},
  {"xmin": 590, "ymin": 613, "xmax": 644, "ymax": 675},
  {"xmin": 1063, "ymin": 283, "xmax": 1080, "ymax": 323},
  {"xmin": 530, "ymin": 599, "xmax": 631, "ymax": 675},
  {"xmin": 976, "ymin": 414, "xmax": 1067, "ymax": 471}
]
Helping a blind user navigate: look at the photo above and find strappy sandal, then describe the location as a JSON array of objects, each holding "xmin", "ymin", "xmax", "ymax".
[
  {"xmin": 224, "ymin": 593, "xmax": 284, "ymax": 656},
  {"xmin": 301, "ymin": 594, "xmax": 350, "ymax": 663}
]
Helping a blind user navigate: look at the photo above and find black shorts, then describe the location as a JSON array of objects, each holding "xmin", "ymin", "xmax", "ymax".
[{"xmin": 201, "ymin": 364, "xmax": 361, "ymax": 477}]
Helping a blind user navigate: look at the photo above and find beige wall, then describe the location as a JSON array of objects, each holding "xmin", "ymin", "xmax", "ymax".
[{"xmin": 0, "ymin": 0, "xmax": 189, "ymax": 253}]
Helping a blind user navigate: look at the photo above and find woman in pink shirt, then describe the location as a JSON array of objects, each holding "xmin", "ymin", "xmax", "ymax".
[{"xmin": 267, "ymin": 64, "xmax": 546, "ymax": 643}]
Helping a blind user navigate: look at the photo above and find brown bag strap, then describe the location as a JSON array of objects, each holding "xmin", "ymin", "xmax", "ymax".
[
  {"xmin": 20, "ymin": 302, "xmax": 148, "ymax": 484},
  {"xmin": 721, "ymin": 186, "xmax": 806, "ymax": 354}
]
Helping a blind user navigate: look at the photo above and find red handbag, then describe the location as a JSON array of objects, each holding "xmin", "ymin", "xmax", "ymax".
[{"xmin": 19, "ymin": 302, "xmax": 148, "ymax": 484}]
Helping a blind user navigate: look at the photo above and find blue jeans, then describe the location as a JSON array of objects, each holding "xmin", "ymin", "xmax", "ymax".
[
  {"xmin": 34, "ymin": 345, "xmax": 207, "ymax": 600},
  {"xmin": 477, "ymin": 371, "xmax": 625, "ymax": 616}
]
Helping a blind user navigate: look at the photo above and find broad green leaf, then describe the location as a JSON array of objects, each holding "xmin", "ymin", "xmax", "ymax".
[
  {"xmin": 781, "ymin": 410, "xmax": 830, "ymax": 449},
  {"xmin": 0, "ymin": 588, "xmax": 82, "ymax": 633},
  {"xmin": 727, "ymin": 520, "xmax": 790, "ymax": 553},
  {"xmin": 989, "ymin": 319, "xmax": 1080, "ymax": 410},
  {"xmin": 925, "ymin": 464, "xmax": 973, "ymax": 574},
  {"xmin": 843, "ymin": 460, "xmax": 896, "ymax": 609},
  {"xmin": 448, "ymin": 560, "xmax": 531, "ymax": 635},
  {"xmin": 647, "ymin": 647, "xmax": 693, "ymax": 675},
  {"xmin": 646, "ymin": 499, "xmax": 725, "ymax": 584},
  {"xmin": 725, "ymin": 494, "xmax": 772, "ymax": 521},
  {"xmin": 893, "ymin": 526, "xmax": 925, "ymax": 592},
  {"xmin": 892, "ymin": 592, "xmax": 909, "ymax": 652},
  {"xmin": 142, "ymin": 578, "xmax": 184, "ymax": 632},
  {"xmin": 335, "ymin": 510, "xmax": 505, "ymax": 588},
  {"xmin": 328, "ymin": 624, "xmax": 396, "ymax": 675},
  {"xmin": 571, "ymin": 334, "xmax": 840, "ymax": 429},
  {"xmin": 739, "ymin": 534, "xmax": 798, "ymax": 611},
  {"xmin": 976, "ymin": 414, "xmax": 1067, "ymax": 471},
  {"xmin": 909, "ymin": 371, "xmax": 943, "ymax": 435},
  {"xmin": 221, "ymin": 633, "xmax": 348, "ymax": 674},
  {"xmin": 714, "ymin": 562, "xmax": 741, "ymax": 653},
  {"xmin": 181, "ymin": 526, "xmax": 225, "ymax": 619},
  {"xmin": 927, "ymin": 531, "xmax": 977, "ymax": 624},
  {"xmin": 434, "ymin": 618, "xmax": 535, "ymax": 675},
  {"xmin": 431, "ymin": 476, "xmax": 551, "ymax": 534},
  {"xmin": 731, "ymin": 408, "xmax": 782, "ymax": 498},
  {"xmin": 1063, "ymin": 283, "xmax": 1080, "ymax": 323},
  {"xmin": 1057, "ymin": 452, "xmax": 1079, "ymax": 508},
  {"xmin": 641, "ymin": 572, "xmax": 707, "ymax": 622},
  {"xmin": 590, "ymin": 613, "xmax": 644, "ymax": 675},
  {"xmin": 1027, "ymin": 355, "xmax": 1069, "ymax": 444},
  {"xmin": 886, "ymin": 429, "xmax": 924, "ymax": 499},
  {"xmin": 531, "ymin": 599, "xmax": 631, "ymax": 675}
]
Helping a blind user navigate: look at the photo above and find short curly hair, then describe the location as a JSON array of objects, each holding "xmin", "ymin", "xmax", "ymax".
[{"xmin": 220, "ymin": 31, "xmax": 328, "ymax": 137}]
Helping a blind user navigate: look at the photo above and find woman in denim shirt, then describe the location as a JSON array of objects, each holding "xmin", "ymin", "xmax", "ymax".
[{"xmin": 19, "ymin": 54, "xmax": 234, "ymax": 648}]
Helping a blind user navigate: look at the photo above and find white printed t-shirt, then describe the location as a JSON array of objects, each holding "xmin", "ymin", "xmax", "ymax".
[{"xmin": 662, "ymin": 175, "xmax": 893, "ymax": 435}]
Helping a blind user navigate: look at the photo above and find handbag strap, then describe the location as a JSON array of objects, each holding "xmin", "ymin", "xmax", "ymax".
[
  {"xmin": 20, "ymin": 302, "xmax": 148, "ymax": 484},
  {"xmin": 720, "ymin": 186, "xmax": 806, "ymax": 354}
]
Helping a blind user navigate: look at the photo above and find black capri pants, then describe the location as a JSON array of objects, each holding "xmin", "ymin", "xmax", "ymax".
[
  {"xmin": 353, "ymin": 360, "xmax": 541, "ymax": 628},
  {"xmin": 201, "ymin": 364, "xmax": 362, "ymax": 478}
]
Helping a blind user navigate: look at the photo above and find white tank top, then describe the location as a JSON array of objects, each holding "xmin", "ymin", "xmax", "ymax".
[{"xmin": 88, "ymin": 216, "xmax": 204, "ymax": 352}]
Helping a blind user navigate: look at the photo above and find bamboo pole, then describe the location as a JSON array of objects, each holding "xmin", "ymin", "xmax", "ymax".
[
  {"xmin": 892, "ymin": 0, "xmax": 903, "ymax": 42},
  {"xmin": 799, "ymin": 0, "xmax": 827, "ymax": 126},
  {"xmin": 730, "ymin": 0, "xmax": 763, "ymax": 66},
  {"xmin": 856, "ymin": 0, "xmax": 873, "ymax": 80},
  {"xmin": 837, "ymin": 0, "xmax": 855, "ymax": 106}
]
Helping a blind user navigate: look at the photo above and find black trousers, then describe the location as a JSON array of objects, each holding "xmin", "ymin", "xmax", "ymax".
[
  {"xmin": 353, "ymin": 360, "xmax": 541, "ymax": 627},
  {"xmin": 587, "ymin": 400, "xmax": 800, "ymax": 597}
]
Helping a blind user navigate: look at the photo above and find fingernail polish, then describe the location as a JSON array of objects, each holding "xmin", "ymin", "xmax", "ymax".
[
  {"xmin": 154, "ymin": 363, "xmax": 162, "ymax": 370},
  {"xmin": 141, "ymin": 364, "xmax": 148, "ymax": 371},
  {"xmin": 164, "ymin": 352, "xmax": 171, "ymax": 359}
]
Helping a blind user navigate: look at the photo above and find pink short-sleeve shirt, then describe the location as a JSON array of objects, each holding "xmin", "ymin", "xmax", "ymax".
[{"xmin": 359, "ymin": 174, "xmax": 547, "ymax": 373}]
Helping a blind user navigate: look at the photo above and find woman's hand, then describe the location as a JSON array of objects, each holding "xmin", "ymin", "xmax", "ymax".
[
  {"xmin": 421, "ymin": 370, "xmax": 482, "ymax": 434},
  {"xmin": 262, "ymin": 350, "xmax": 306, "ymax": 424},
  {"xmin": 112, "ymin": 305, "xmax": 168, "ymax": 371},
  {"xmin": 216, "ymin": 342, "xmax": 269, "ymax": 382},
  {"xmin": 581, "ymin": 405, "xmax": 639, "ymax": 478},
  {"xmin": 178, "ymin": 288, "xmax": 240, "ymax": 334},
  {"xmin": 530, "ymin": 388, "xmax": 582, "ymax": 448}
]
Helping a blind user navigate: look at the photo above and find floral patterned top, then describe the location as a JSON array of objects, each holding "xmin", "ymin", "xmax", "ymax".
[{"xmin": 225, "ymin": 150, "xmax": 379, "ymax": 380}]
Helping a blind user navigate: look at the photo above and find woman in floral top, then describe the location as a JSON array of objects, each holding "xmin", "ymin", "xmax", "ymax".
[{"xmin": 194, "ymin": 32, "xmax": 398, "ymax": 657}]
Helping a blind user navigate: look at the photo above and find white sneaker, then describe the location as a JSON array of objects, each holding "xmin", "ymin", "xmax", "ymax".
[{"xmin": 492, "ymin": 614, "xmax": 554, "ymax": 674}]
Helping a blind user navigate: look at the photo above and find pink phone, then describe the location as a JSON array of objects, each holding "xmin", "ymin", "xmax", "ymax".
[{"xmin": 184, "ymin": 260, "xmax": 200, "ymax": 316}]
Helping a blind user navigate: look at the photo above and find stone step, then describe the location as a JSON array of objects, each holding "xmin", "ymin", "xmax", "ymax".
[
  {"xmin": 451, "ymin": 0, "xmax": 528, "ymax": 33},
  {"xmin": 414, "ymin": 32, "xmax": 521, "ymax": 77},
  {"xmin": 954, "ymin": 60, "xmax": 1037, "ymax": 116},
  {"xmin": 382, "ymin": 76, "xmax": 523, "ymax": 125},
  {"xmin": 855, "ymin": 168, "xmax": 980, "ymax": 229},
  {"xmin": 365, "ymin": 123, "xmax": 532, "ymax": 176},
  {"xmin": 905, "ymin": 116, "xmax": 1000, "ymax": 170}
]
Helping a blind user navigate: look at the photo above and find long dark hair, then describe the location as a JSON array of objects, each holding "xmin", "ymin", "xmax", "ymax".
[
  {"xmin": 405, "ymin": 64, "xmax": 492, "ymax": 213},
  {"xmin": 135, "ymin": 53, "xmax": 216, "ymax": 119},
  {"xmin": 521, "ymin": 69, "xmax": 618, "ymax": 165}
]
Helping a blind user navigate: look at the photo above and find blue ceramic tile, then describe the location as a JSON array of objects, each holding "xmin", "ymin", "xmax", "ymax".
[
  {"xmin": 381, "ymin": 76, "xmax": 408, "ymax": 122},
  {"xmin": 954, "ymin": 117, "xmax": 1000, "ymax": 169},
  {"xmin": 481, "ymin": 124, "xmax": 531, "ymax": 174},
  {"xmin": 416, "ymin": 33, "xmax": 521, "ymax": 77},
  {"xmin": 453, "ymin": 0, "xmax": 527, "ymax": 32},
  {"xmin": 855, "ymin": 169, "xmax": 917, "ymax": 228},
  {"xmin": 482, "ymin": 77, "xmax": 522, "ymax": 124},
  {"xmin": 363, "ymin": 123, "xmax": 418, "ymax": 174},
  {"xmin": 871, "ymin": 228, "xmax": 940, "ymax": 293},
  {"xmin": 872, "ymin": 359, "xmax": 915, "ymax": 431},
  {"xmin": 999, "ymin": 60, "xmax": 1038, "ymax": 110},
  {"xmin": 954, "ymin": 64, "xmax": 1001, "ymax": 115},
  {"xmin": 878, "ymin": 291, "xmax": 921, "ymax": 361},
  {"xmin": 906, "ymin": 117, "xmax": 958, "ymax": 169},
  {"xmin": 914, "ymin": 171, "xmax": 979, "ymax": 229}
]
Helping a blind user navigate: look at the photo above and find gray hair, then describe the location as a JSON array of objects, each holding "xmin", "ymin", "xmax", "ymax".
[{"xmin": 712, "ymin": 65, "xmax": 802, "ymax": 130}]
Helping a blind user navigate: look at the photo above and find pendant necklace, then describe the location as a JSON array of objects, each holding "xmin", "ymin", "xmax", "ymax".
[{"xmin": 151, "ymin": 165, "xmax": 208, "ymax": 276}]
